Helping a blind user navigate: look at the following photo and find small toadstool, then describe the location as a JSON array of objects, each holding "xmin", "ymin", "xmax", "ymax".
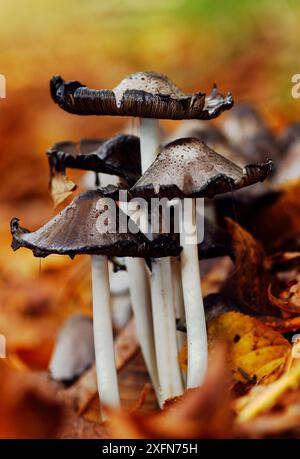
[{"xmin": 130, "ymin": 137, "xmax": 273, "ymax": 389}]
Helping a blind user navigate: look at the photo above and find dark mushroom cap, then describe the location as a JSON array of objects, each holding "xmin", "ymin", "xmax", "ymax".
[
  {"xmin": 47, "ymin": 134, "xmax": 141, "ymax": 184},
  {"xmin": 10, "ymin": 190, "xmax": 180, "ymax": 258},
  {"xmin": 130, "ymin": 138, "xmax": 273, "ymax": 200},
  {"xmin": 50, "ymin": 72, "xmax": 233, "ymax": 120}
]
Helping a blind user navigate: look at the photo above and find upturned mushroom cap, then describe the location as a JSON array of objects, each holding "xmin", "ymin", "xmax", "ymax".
[
  {"xmin": 10, "ymin": 190, "xmax": 180, "ymax": 258},
  {"xmin": 47, "ymin": 134, "xmax": 141, "ymax": 184},
  {"xmin": 50, "ymin": 72, "xmax": 233, "ymax": 120},
  {"xmin": 130, "ymin": 138, "xmax": 273, "ymax": 200}
]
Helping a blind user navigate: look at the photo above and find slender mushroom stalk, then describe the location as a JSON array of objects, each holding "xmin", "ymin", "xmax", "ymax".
[
  {"xmin": 131, "ymin": 137, "xmax": 273, "ymax": 388},
  {"xmin": 171, "ymin": 255, "xmax": 186, "ymax": 353},
  {"xmin": 139, "ymin": 118, "xmax": 160, "ymax": 171},
  {"xmin": 151, "ymin": 257, "xmax": 183, "ymax": 401},
  {"xmin": 91, "ymin": 255, "xmax": 119, "ymax": 409},
  {"xmin": 180, "ymin": 198, "xmax": 207, "ymax": 388},
  {"xmin": 138, "ymin": 116, "xmax": 183, "ymax": 403},
  {"xmin": 125, "ymin": 256, "xmax": 161, "ymax": 403},
  {"xmin": 122, "ymin": 118, "xmax": 161, "ymax": 399}
]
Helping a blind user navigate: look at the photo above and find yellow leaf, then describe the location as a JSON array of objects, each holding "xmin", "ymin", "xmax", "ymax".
[
  {"xmin": 236, "ymin": 359, "xmax": 300, "ymax": 422},
  {"xmin": 208, "ymin": 311, "xmax": 290, "ymax": 384},
  {"xmin": 50, "ymin": 172, "xmax": 76, "ymax": 207}
]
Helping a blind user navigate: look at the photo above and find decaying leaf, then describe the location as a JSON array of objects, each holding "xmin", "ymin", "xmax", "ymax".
[
  {"xmin": 208, "ymin": 311, "xmax": 291, "ymax": 385},
  {"xmin": 235, "ymin": 359, "xmax": 300, "ymax": 422},
  {"xmin": 268, "ymin": 281, "xmax": 300, "ymax": 315},
  {"xmin": 262, "ymin": 315, "xmax": 300, "ymax": 333},
  {"xmin": 106, "ymin": 345, "xmax": 234, "ymax": 439},
  {"xmin": 226, "ymin": 218, "xmax": 272, "ymax": 314},
  {"xmin": 252, "ymin": 180, "xmax": 300, "ymax": 250},
  {"xmin": 50, "ymin": 171, "xmax": 76, "ymax": 207},
  {"xmin": 236, "ymin": 392, "xmax": 300, "ymax": 438}
]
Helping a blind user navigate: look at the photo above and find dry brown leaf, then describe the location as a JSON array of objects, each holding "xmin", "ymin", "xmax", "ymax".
[
  {"xmin": 226, "ymin": 218, "xmax": 274, "ymax": 314},
  {"xmin": 208, "ymin": 311, "xmax": 290, "ymax": 385},
  {"xmin": 106, "ymin": 345, "xmax": 234, "ymax": 439},
  {"xmin": 262, "ymin": 315, "xmax": 300, "ymax": 333},
  {"xmin": 268, "ymin": 281, "xmax": 300, "ymax": 315},
  {"xmin": 235, "ymin": 359, "xmax": 300, "ymax": 422},
  {"xmin": 252, "ymin": 180, "xmax": 300, "ymax": 250}
]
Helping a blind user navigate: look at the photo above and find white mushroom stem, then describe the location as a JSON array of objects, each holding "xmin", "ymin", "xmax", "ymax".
[
  {"xmin": 91, "ymin": 255, "xmax": 120, "ymax": 413},
  {"xmin": 171, "ymin": 256, "xmax": 186, "ymax": 352},
  {"xmin": 125, "ymin": 257, "xmax": 161, "ymax": 404},
  {"xmin": 122, "ymin": 117, "xmax": 160, "ymax": 399},
  {"xmin": 139, "ymin": 117, "xmax": 183, "ymax": 404},
  {"xmin": 180, "ymin": 198, "xmax": 207, "ymax": 388},
  {"xmin": 151, "ymin": 257, "xmax": 184, "ymax": 403},
  {"xmin": 139, "ymin": 118, "xmax": 160, "ymax": 171}
]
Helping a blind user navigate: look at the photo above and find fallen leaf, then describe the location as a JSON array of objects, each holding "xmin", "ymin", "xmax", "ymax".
[
  {"xmin": 50, "ymin": 171, "xmax": 76, "ymax": 207},
  {"xmin": 252, "ymin": 180, "xmax": 300, "ymax": 250},
  {"xmin": 106, "ymin": 345, "xmax": 234, "ymax": 439},
  {"xmin": 235, "ymin": 359, "xmax": 300, "ymax": 422},
  {"xmin": 226, "ymin": 218, "xmax": 273, "ymax": 314},
  {"xmin": 262, "ymin": 315, "xmax": 300, "ymax": 333},
  {"xmin": 268, "ymin": 281, "xmax": 300, "ymax": 315},
  {"xmin": 208, "ymin": 311, "xmax": 291, "ymax": 385}
]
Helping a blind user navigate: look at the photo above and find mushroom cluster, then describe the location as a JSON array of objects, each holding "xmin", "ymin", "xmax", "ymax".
[{"xmin": 11, "ymin": 72, "xmax": 273, "ymax": 415}]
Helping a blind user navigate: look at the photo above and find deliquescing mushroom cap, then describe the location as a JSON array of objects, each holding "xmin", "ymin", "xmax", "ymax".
[
  {"xmin": 130, "ymin": 138, "xmax": 273, "ymax": 200},
  {"xmin": 47, "ymin": 133, "xmax": 141, "ymax": 184},
  {"xmin": 10, "ymin": 190, "xmax": 181, "ymax": 259},
  {"xmin": 50, "ymin": 72, "xmax": 233, "ymax": 120}
]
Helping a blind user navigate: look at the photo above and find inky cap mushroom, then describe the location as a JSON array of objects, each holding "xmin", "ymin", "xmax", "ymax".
[
  {"xmin": 50, "ymin": 72, "xmax": 233, "ymax": 120},
  {"xmin": 47, "ymin": 133, "xmax": 141, "ymax": 184},
  {"xmin": 11, "ymin": 190, "xmax": 180, "ymax": 259},
  {"xmin": 130, "ymin": 138, "xmax": 273, "ymax": 200}
]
